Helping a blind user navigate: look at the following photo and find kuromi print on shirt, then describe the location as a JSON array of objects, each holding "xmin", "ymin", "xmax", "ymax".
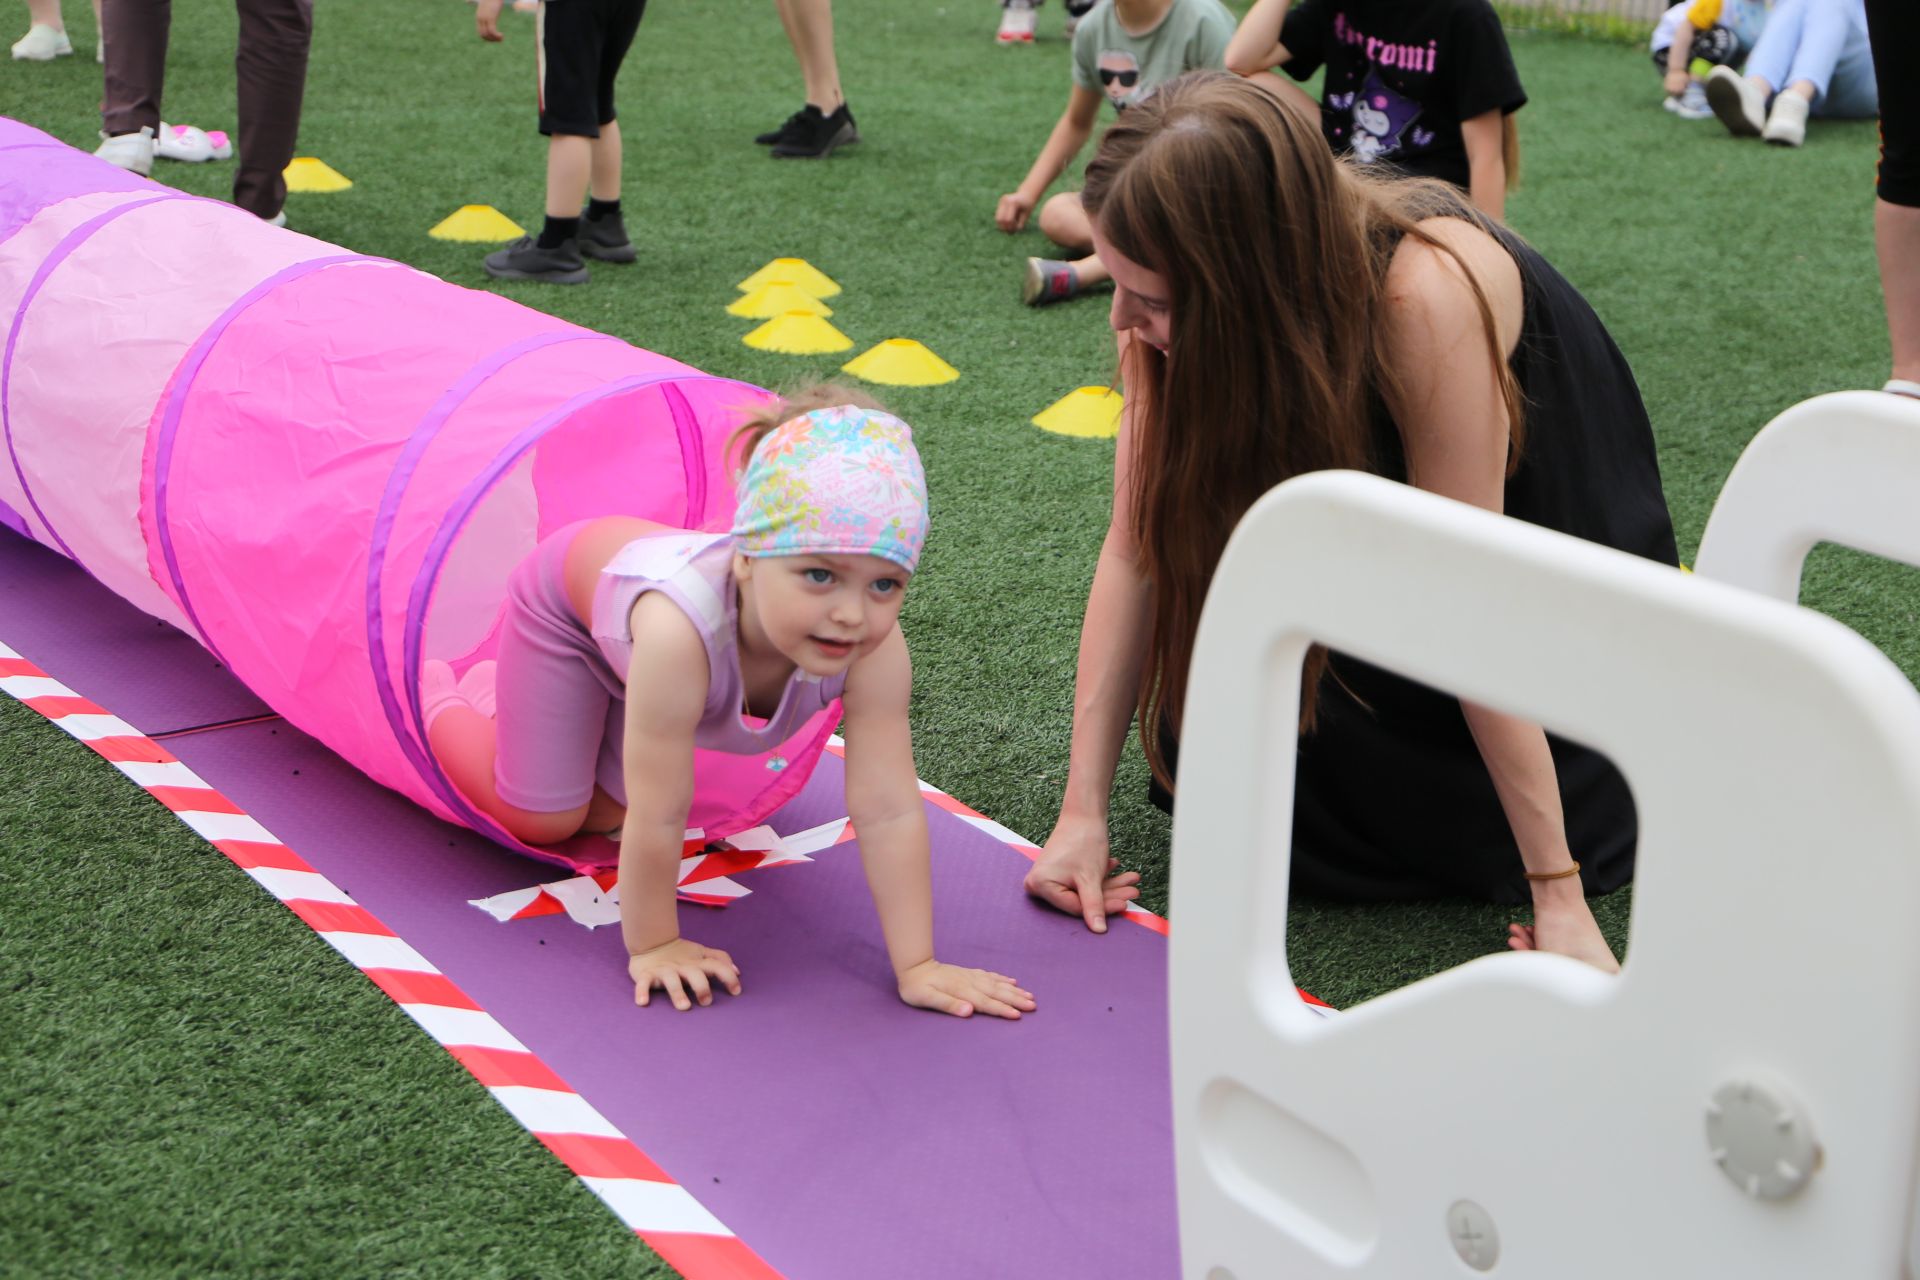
[{"xmin": 1277, "ymin": 0, "xmax": 1526, "ymax": 190}]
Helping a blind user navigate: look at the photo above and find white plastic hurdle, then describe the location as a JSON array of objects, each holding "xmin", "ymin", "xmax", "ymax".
[
  {"xmin": 1695, "ymin": 390, "xmax": 1920, "ymax": 601},
  {"xmin": 1167, "ymin": 470, "xmax": 1920, "ymax": 1278}
]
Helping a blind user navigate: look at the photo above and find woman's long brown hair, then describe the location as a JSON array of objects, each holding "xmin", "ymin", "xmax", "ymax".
[{"xmin": 1080, "ymin": 71, "xmax": 1526, "ymax": 792}]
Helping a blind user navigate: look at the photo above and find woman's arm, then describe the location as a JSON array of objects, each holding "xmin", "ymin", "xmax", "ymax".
[
  {"xmin": 618, "ymin": 593, "xmax": 745, "ymax": 1007},
  {"xmin": 1460, "ymin": 110, "xmax": 1507, "ymax": 222},
  {"xmin": 1381, "ymin": 222, "xmax": 1619, "ymax": 971},
  {"xmin": 842, "ymin": 628, "xmax": 1034, "ymax": 1018},
  {"xmin": 1224, "ymin": 0, "xmax": 1297, "ymax": 77},
  {"xmin": 997, "ymin": 87, "xmax": 1103, "ymax": 233},
  {"xmin": 1030, "ymin": 346, "xmax": 1149, "ymax": 932}
]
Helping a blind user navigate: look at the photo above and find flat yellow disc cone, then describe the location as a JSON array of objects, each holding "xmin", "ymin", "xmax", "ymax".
[
  {"xmin": 742, "ymin": 310, "xmax": 853, "ymax": 355},
  {"xmin": 428, "ymin": 204, "xmax": 526, "ymax": 242},
  {"xmin": 283, "ymin": 156, "xmax": 352, "ymax": 193},
  {"xmin": 737, "ymin": 257, "xmax": 841, "ymax": 299},
  {"xmin": 842, "ymin": 338, "xmax": 959, "ymax": 387},
  {"xmin": 727, "ymin": 281, "xmax": 832, "ymax": 319},
  {"xmin": 1033, "ymin": 385, "xmax": 1124, "ymax": 438}
]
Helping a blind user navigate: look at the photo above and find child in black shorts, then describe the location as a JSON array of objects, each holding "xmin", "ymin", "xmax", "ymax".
[{"xmin": 474, "ymin": 0, "xmax": 646, "ymax": 284}]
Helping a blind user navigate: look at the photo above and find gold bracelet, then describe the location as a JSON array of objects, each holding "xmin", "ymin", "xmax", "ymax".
[{"xmin": 1524, "ymin": 860, "xmax": 1582, "ymax": 882}]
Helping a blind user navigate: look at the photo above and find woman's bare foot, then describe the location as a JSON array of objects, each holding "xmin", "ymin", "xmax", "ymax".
[{"xmin": 1507, "ymin": 883, "xmax": 1620, "ymax": 974}]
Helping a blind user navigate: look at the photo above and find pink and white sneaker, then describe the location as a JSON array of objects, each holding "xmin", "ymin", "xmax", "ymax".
[
  {"xmin": 157, "ymin": 123, "xmax": 232, "ymax": 163},
  {"xmin": 997, "ymin": 0, "xmax": 1037, "ymax": 44}
]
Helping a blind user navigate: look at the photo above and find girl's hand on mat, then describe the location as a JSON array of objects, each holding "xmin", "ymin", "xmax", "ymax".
[
  {"xmin": 897, "ymin": 960, "xmax": 1035, "ymax": 1020},
  {"xmin": 1027, "ymin": 823, "xmax": 1140, "ymax": 933},
  {"xmin": 629, "ymin": 938, "xmax": 742, "ymax": 1010}
]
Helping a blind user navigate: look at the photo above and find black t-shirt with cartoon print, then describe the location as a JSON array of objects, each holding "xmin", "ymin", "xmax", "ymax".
[{"xmin": 1280, "ymin": 0, "xmax": 1524, "ymax": 190}]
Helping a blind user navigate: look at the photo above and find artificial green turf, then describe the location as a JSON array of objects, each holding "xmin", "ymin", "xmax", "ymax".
[{"xmin": 0, "ymin": 0, "xmax": 1900, "ymax": 1272}]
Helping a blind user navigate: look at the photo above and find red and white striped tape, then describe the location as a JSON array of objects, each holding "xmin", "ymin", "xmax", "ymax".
[{"xmin": 0, "ymin": 640, "xmax": 783, "ymax": 1280}]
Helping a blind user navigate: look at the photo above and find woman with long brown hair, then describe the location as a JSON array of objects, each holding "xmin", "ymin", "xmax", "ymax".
[{"xmin": 1026, "ymin": 72, "xmax": 1677, "ymax": 971}]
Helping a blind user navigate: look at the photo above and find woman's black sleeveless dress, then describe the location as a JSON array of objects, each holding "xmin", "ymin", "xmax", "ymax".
[{"xmin": 1151, "ymin": 227, "xmax": 1678, "ymax": 906}]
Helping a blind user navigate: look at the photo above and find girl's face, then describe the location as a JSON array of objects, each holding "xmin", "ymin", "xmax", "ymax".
[
  {"xmin": 736, "ymin": 551, "xmax": 910, "ymax": 676},
  {"xmin": 1090, "ymin": 226, "xmax": 1172, "ymax": 356}
]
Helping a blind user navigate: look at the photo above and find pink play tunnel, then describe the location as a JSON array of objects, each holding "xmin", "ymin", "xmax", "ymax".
[{"xmin": 0, "ymin": 118, "xmax": 834, "ymax": 869}]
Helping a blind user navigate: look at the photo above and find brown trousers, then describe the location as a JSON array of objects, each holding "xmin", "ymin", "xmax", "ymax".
[{"xmin": 100, "ymin": 0, "xmax": 314, "ymax": 219}]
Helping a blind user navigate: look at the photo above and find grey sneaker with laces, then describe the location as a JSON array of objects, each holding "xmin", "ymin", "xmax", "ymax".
[
  {"xmin": 580, "ymin": 211, "xmax": 636, "ymax": 263},
  {"xmin": 483, "ymin": 235, "xmax": 589, "ymax": 284}
]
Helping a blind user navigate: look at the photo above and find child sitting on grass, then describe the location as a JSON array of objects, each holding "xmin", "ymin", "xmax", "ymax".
[
  {"xmin": 473, "ymin": 0, "xmax": 644, "ymax": 284},
  {"xmin": 1650, "ymin": 0, "xmax": 1768, "ymax": 120},
  {"xmin": 425, "ymin": 387, "xmax": 1036, "ymax": 1019},
  {"xmin": 994, "ymin": 0, "xmax": 1236, "ymax": 306}
]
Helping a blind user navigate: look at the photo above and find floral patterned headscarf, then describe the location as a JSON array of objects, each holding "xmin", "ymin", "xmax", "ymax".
[{"xmin": 730, "ymin": 405, "xmax": 928, "ymax": 573}]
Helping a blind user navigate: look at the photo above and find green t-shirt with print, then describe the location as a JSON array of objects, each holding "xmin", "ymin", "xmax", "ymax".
[{"xmin": 1070, "ymin": 0, "xmax": 1236, "ymax": 113}]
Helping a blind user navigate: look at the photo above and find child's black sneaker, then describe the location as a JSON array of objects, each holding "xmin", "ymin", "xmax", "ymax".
[
  {"xmin": 771, "ymin": 103, "xmax": 859, "ymax": 159},
  {"xmin": 483, "ymin": 235, "xmax": 590, "ymax": 284},
  {"xmin": 755, "ymin": 107, "xmax": 809, "ymax": 146},
  {"xmin": 580, "ymin": 211, "xmax": 637, "ymax": 263}
]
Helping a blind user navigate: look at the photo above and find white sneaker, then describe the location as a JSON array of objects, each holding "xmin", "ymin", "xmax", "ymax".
[
  {"xmin": 155, "ymin": 122, "xmax": 215, "ymax": 163},
  {"xmin": 996, "ymin": 0, "xmax": 1037, "ymax": 44},
  {"xmin": 1665, "ymin": 82, "xmax": 1712, "ymax": 120},
  {"xmin": 1705, "ymin": 65, "xmax": 1766, "ymax": 137},
  {"xmin": 94, "ymin": 126, "xmax": 156, "ymax": 176},
  {"xmin": 1763, "ymin": 92, "xmax": 1809, "ymax": 147},
  {"xmin": 10, "ymin": 23, "xmax": 72, "ymax": 60}
]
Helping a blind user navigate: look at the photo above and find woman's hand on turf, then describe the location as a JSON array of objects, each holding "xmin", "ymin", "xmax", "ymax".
[
  {"xmin": 996, "ymin": 191, "xmax": 1035, "ymax": 234},
  {"xmin": 897, "ymin": 958, "xmax": 1035, "ymax": 1020},
  {"xmin": 1026, "ymin": 816, "xmax": 1140, "ymax": 933},
  {"xmin": 1506, "ymin": 891, "xmax": 1620, "ymax": 974},
  {"xmin": 629, "ymin": 937, "xmax": 742, "ymax": 1010},
  {"xmin": 1662, "ymin": 68, "xmax": 1690, "ymax": 97}
]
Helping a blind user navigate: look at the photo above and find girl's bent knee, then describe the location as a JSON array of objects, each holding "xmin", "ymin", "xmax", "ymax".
[{"xmin": 500, "ymin": 803, "xmax": 591, "ymax": 846}]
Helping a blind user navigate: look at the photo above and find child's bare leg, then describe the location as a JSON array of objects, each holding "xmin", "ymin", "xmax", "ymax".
[
  {"xmin": 26, "ymin": 0, "xmax": 62, "ymax": 27},
  {"xmin": 588, "ymin": 120, "xmax": 621, "ymax": 202},
  {"xmin": 582, "ymin": 786, "xmax": 627, "ymax": 835},
  {"xmin": 429, "ymin": 704, "xmax": 591, "ymax": 845},
  {"xmin": 545, "ymin": 133, "xmax": 592, "ymax": 219},
  {"xmin": 773, "ymin": 0, "xmax": 842, "ymax": 110},
  {"xmin": 1037, "ymin": 191, "xmax": 1094, "ymax": 256},
  {"xmin": 1069, "ymin": 253, "xmax": 1110, "ymax": 289},
  {"xmin": 1038, "ymin": 192, "xmax": 1109, "ymax": 287}
]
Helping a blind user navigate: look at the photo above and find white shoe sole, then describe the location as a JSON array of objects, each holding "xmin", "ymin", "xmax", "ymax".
[{"xmin": 1705, "ymin": 68, "xmax": 1764, "ymax": 137}]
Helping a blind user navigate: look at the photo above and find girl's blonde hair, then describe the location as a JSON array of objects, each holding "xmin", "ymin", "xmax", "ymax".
[
  {"xmin": 728, "ymin": 382, "xmax": 891, "ymax": 476},
  {"xmin": 1080, "ymin": 71, "xmax": 1526, "ymax": 791}
]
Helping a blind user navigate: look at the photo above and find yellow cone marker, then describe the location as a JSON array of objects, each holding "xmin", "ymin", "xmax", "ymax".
[
  {"xmin": 283, "ymin": 157, "xmax": 352, "ymax": 193},
  {"xmin": 727, "ymin": 282, "xmax": 833, "ymax": 319},
  {"xmin": 737, "ymin": 257, "xmax": 841, "ymax": 299},
  {"xmin": 428, "ymin": 204, "xmax": 527, "ymax": 242},
  {"xmin": 841, "ymin": 338, "xmax": 959, "ymax": 387},
  {"xmin": 742, "ymin": 311, "xmax": 853, "ymax": 355},
  {"xmin": 1033, "ymin": 386, "xmax": 1124, "ymax": 438}
]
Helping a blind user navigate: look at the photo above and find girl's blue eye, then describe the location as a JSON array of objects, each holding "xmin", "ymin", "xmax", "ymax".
[
  {"xmin": 872, "ymin": 578, "xmax": 900, "ymax": 595},
  {"xmin": 804, "ymin": 567, "xmax": 833, "ymax": 585}
]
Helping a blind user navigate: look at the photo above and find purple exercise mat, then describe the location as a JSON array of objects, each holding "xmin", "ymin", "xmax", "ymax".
[
  {"xmin": 0, "ymin": 534, "xmax": 272, "ymax": 734},
  {"xmin": 3, "ymin": 528, "xmax": 1182, "ymax": 1279}
]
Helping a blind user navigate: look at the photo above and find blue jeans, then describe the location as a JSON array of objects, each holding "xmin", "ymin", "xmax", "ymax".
[{"xmin": 1745, "ymin": 0, "xmax": 1879, "ymax": 118}]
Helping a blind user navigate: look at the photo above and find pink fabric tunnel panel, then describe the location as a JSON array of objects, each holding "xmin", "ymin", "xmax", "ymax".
[{"xmin": 0, "ymin": 117, "xmax": 831, "ymax": 869}]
